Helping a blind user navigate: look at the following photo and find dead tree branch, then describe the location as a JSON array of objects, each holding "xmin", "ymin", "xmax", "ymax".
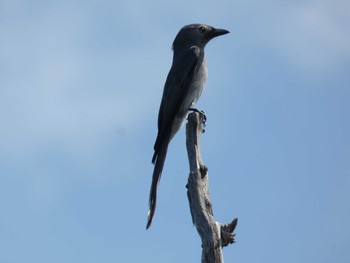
[{"xmin": 186, "ymin": 112, "xmax": 237, "ymax": 263}]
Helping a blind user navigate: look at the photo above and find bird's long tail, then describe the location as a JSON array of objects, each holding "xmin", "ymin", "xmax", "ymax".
[{"xmin": 146, "ymin": 144, "xmax": 168, "ymax": 229}]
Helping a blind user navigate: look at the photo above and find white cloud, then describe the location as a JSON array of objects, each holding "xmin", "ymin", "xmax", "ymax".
[
  {"xmin": 255, "ymin": 1, "xmax": 350, "ymax": 74},
  {"xmin": 0, "ymin": 1, "xmax": 163, "ymax": 159}
]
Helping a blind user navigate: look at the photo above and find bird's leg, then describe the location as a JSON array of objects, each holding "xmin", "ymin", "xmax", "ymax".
[{"xmin": 188, "ymin": 108, "xmax": 207, "ymax": 132}]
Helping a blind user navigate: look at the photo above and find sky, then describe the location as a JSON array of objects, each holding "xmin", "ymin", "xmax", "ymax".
[{"xmin": 0, "ymin": 0, "xmax": 349, "ymax": 262}]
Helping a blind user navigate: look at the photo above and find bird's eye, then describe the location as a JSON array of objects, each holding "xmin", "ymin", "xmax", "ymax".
[{"xmin": 198, "ymin": 26, "xmax": 206, "ymax": 33}]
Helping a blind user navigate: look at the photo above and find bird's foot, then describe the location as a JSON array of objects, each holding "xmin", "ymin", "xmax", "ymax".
[{"xmin": 188, "ymin": 108, "xmax": 207, "ymax": 132}]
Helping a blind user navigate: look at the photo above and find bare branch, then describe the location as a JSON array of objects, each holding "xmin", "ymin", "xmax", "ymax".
[{"xmin": 186, "ymin": 112, "xmax": 237, "ymax": 262}]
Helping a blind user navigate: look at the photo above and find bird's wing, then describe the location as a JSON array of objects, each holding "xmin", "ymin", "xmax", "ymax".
[
  {"xmin": 147, "ymin": 47, "xmax": 200, "ymax": 228},
  {"xmin": 153, "ymin": 47, "xmax": 200, "ymax": 161}
]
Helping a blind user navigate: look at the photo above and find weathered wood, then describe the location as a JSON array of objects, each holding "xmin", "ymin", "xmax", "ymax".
[{"xmin": 186, "ymin": 112, "xmax": 237, "ymax": 263}]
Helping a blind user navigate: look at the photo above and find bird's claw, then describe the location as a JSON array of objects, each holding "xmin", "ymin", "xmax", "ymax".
[{"xmin": 188, "ymin": 108, "xmax": 207, "ymax": 131}]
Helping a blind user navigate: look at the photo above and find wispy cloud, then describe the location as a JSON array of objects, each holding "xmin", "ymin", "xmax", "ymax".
[
  {"xmin": 0, "ymin": 1, "xmax": 164, "ymax": 159},
  {"xmin": 252, "ymin": 1, "xmax": 350, "ymax": 74}
]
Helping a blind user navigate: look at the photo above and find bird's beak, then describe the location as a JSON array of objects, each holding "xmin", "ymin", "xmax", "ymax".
[{"xmin": 210, "ymin": 27, "xmax": 230, "ymax": 38}]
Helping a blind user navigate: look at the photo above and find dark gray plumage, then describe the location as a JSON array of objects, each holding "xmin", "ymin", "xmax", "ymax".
[{"xmin": 147, "ymin": 24, "xmax": 229, "ymax": 229}]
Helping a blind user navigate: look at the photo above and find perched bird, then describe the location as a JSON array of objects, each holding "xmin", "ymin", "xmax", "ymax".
[{"xmin": 147, "ymin": 24, "xmax": 229, "ymax": 229}]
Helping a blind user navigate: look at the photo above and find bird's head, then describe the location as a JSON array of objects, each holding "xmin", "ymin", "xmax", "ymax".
[{"xmin": 172, "ymin": 24, "xmax": 229, "ymax": 50}]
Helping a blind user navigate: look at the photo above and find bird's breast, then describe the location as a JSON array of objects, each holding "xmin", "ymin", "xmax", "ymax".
[
  {"xmin": 183, "ymin": 56, "xmax": 207, "ymax": 112},
  {"xmin": 191, "ymin": 57, "xmax": 207, "ymax": 104},
  {"xmin": 170, "ymin": 57, "xmax": 207, "ymax": 139}
]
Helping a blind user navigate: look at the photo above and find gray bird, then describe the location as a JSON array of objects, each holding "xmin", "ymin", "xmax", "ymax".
[{"xmin": 147, "ymin": 24, "xmax": 229, "ymax": 229}]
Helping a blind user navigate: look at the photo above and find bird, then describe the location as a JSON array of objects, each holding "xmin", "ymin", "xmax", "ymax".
[{"xmin": 147, "ymin": 24, "xmax": 229, "ymax": 229}]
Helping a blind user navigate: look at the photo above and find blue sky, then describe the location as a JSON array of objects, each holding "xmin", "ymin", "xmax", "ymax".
[{"xmin": 1, "ymin": 0, "xmax": 349, "ymax": 262}]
